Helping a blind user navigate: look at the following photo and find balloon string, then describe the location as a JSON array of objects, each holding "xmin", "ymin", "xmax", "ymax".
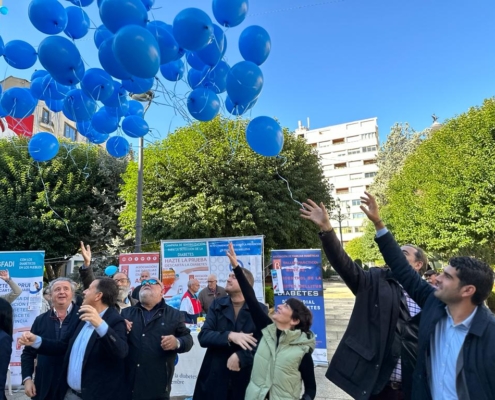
[
  {"xmin": 276, "ymin": 156, "xmax": 305, "ymax": 209},
  {"xmin": 36, "ymin": 162, "xmax": 70, "ymax": 234}
]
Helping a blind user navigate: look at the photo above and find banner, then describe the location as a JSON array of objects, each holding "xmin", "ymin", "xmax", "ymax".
[
  {"xmin": 161, "ymin": 236, "xmax": 264, "ymax": 309},
  {"xmin": 271, "ymin": 249, "xmax": 328, "ymax": 365},
  {"xmin": 0, "ymin": 250, "xmax": 44, "ymax": 386},
  {"xmin": 118, "ymin": 253, "xmax": 160, "ymax": 294}
]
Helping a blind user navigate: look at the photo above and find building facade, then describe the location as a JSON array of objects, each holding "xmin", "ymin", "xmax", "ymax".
[{"xmin": 295, "ymin": 118, "xmax": 379, "ymax": 244}]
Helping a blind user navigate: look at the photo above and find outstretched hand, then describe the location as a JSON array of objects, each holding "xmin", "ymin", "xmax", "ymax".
[
  {"xmin": 300, "ymin": 199, "xmax": 332, "ymax": 231},
  {"xmin": 80, "ymin": 241, "xmax": 91, "ymax": 267},
  {"xmin": 359, "ymin": 191, "xmax": 383, "ymax": 227},
  {"xmin": 226, "ymin": 242, "xmax": 238, "ymax": 268}
]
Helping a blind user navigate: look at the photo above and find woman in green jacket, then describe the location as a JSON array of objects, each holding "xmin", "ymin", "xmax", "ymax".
[{"xmin": 227, "ymin": 243, "xmax": 316, "ymax": 400}]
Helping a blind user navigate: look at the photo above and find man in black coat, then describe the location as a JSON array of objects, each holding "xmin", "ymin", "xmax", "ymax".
[
  {"xmin": 20, "ymin": 278, "xmax": 128, "ymax": 400},
  {"xmin": 301, "ymin": 199, "xmax": 427, "ymax": 399},
  {"xmin": 193, "ymin": 267, "xmax": 268, "ymax": 400},
  {"xmin": 362, "ymin": 192, "xmax": 495, "ymax": 400},
  {"xmin": 21, "ymin": 278, "xmax": 80, "ymax": 400},
  {"xmin": 121, "ymin": 277, "xmax": 193, "ymax": 400}
]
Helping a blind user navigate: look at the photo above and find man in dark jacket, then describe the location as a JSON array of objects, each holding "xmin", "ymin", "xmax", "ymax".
[
  {"xmin": 193, "ymin": 267, "xmax": 268, "ymax": 400},
  {"xmin": 301, "ymin": 199, "xmax": 427, "ymax": 399},
  {"xmin": 121, "ymin": 277, "xmax": 193, "ymax": 400},
  {"xmin": 20, "ymin": 278, "xmax": 128, "ymax": 400},
  {"xmin": 361, "ymin": 192, "xmax": 495, "ymax": 400}
]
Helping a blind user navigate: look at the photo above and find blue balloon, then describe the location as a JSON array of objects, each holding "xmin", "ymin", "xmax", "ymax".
[
  {"xmin": 3, "ymin": 40, "xmax": 37, "ymax": 70},
  {"xmin": 76, "ymin": 120, "xmax": 93, "ymax": 137},
  {"xmin": 187, "ymin": 68, "xmax": 206, "ymax": 89},
  {"xmin": 197, "ymin": 24, "xmax": 226, "ymax": 66},
  {"xmin": 113, "ymin": 25, "xmax": 160, "ymax": 79},
  {"xmin": 38, "ymin": 36, "xmax": 84, "ymax": 85},
  {"xmin": 202, "ymin": 61, "xmax": 230, "ymax": 94},
  {"xmin": 104, "ymin": 265, "xmax": 118, "ymax": 276},
  {"xmin": 1, "ymin": 88, "xmax": 37, "ymax": 118},
  {"xmin": 106, "ymin": 136, "xmax": 130, "ymax": 158},
  {"xmin": 99, "ymin": 0, "xmax": 147, "ymax": 33},
  {"xmin": 105, "ymin": 100, "xmax": 128, "ymax": 118},
  {"xmin": 45, "ymin": 98, "xmax": 64, "ymax": 112},
  {"xmin": 28, "ymin": 132, "xmax": 60, "ymax": 162},
  {"xmin": 226, "ymin": 61, "xmax": 263, "ymax": 105},
  {"xmin": 186, "ymin": 51, "xmax": 206, "ymax": 71},
  {"xmin": 141, "ymin": 0, "xmax": 154, "ymax": 11},
  {"xmin": 212, "ymin": 0, "xmax": 248, "ymax": 28},
  {"xmin": 63, "ymin": 89, "xmax": 97, "ymax": 122},
  {"xmin": 41, "ymin": 75, "xmax": 71, "ymax": 101},
  {"xmin": 28, "ymin": 0, "xmax": 68, "ymax": 34},
  {"xmin": 246, "ymin": 116, "xmax": 284, "ymax": 157},
  {"xmin": 101, "ymin": 81, "xmax": 127, "ymax": 108},
  {"xmin": 30, "ymin": 78, "xmax": 46, "ymax": 100},
  {"xmin": 225, "ymin": 96, "xmax": 256, "ymax": 116},
  {"xmin": 98, "ymin": 37, "xmax": 132, "ymax": 80},
  {"xmin": 173, "ymin": 8, "xmax": 214, "ymax": 51},
  {"xmin": 67, "ymin": 0, "xmax": 94, "ymax": 6},
  {"xmin": 187, "ymin": 88, "xmax": 220, "ymax": 122},
  {"xmin": 81, "ymin": 68, "xmax": 114, "ymax": 102},
  {"xmin": 147, "ymin": 23, "xmax": 181, "ymax": 64},
  {"xmin": 160, "ymin": 59, "xmax": 184, "ymax": 82},
  {"xmin": 92, "ymin": 108, "xmax": 119, "ymax": 133},
  {"xmin": 122, "ymin": 115, "xmax": 149, "ymax": 138},
  {"xmin": 127, "ymin": 100, "xmax": 144, "ymax": 117},
  {"xmin": 0, "ymin": 36, "xmax": 4, "ymax": 57},
  {"xmin": 64, "ymin": 6, "xmax": 90, "ymax": 39},
  {"xmin": 94, "ymin": 25, "xmax": 112, "ymax": 49},
  {"xmin": 87, "ymin": 131, "xmax": 109, "ymax": 144},
  {"xmin": 31, "ymin": 70, "xmax": 49, "ymax": 81},
  {"xmin": 239, "ymin": 25, "xmax": 271, "ymax": 65},
  {"xmin": 122, "ymin": 77, "xmax": 154, "ymax": 94}
]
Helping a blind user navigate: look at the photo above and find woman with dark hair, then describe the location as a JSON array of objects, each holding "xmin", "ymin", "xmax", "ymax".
[
  {"xmin": 0, "ymin": 298, "xmax": 13, "ymax": 400},
  {"xmin": 227, "ymin": 243, "xmax": 316, "ymax": 400}
]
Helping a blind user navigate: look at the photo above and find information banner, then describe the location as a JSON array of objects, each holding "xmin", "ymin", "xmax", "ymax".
[
  {"xmin": 118, "ymin": 253, "xmax": 160, "ymax": 294},
  {"xmin": 0, "ymin": 251, "xmax": 44, "ymax": 386},
  {"xmin": 161, "ymin": 236, "xmax": 264, "ymax": 309},
  {"xmin": 271, "ymin": 249, "xmax": 328, "ymax": 365}
]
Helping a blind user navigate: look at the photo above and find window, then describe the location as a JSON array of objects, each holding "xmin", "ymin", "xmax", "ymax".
[
  {"xmin": 352, "ymin": 199, "xmax": 361, "ymax": 206},
  {"xmin": 348, "ymin": 160, "xmax": 361, "ymax": 168},
  {"xmin": 319, "ymin": 140, "xmax": 331, "ymax": 148},
  {"xmin": 354, "ymin": 226, "xmax": 365, "ymax": 233},
  {"xmin": 41, "ymin": 109, "xmax": 50, "ymax": 124},
  {"xmin": 334, "ymin": 162, "xmax": 346, "ymax": 169},
  {"xmin": 350, "ymin": 186, "xmax": 364, "ymax": 193},
  {"xmin": 364, "ymin": 159, "xmax": 377, "ymax": 165},
  {"xmin": 336, "ymin": 152, "xmax": 346, "ymax": 157},
  {"xmin": 347, "ymin": 135, "xmax": 360, "ymax": 143},
  {"xmin": 350, "ymin": 173, "xmax": 362, "ymax": 180},
  {"xmin": 341, "ymin": 227, "xmax": 353, "ymax": 234},
  {"xmin": 297, "ymin": 134, "xmax": 305, "ymax": 139},
  {"xmin": 311, "ymin": 143, "xmax": 317, "ymax": 148},
  {"xmin": 362, "ymin": 145, "xmax": 377, "ymax": 153},
  {"xmin": 64, "ymin": 123, "xmax": 76, "ymax": 141},
  {"xmin": 361, "ymin": 132, "xmax": 375, "ymax": 140},
  {"xmin": 365, "ymin": 172, "xmax": 377, "ymax": 178},
  {"xmin": 336, "ymin": 188, "xmax": 349, "ymax": 195},
  {"xmin": 348, "ymin": 148, "xmax": 360, "ymax": 155},
  {"xmin": 352, "ymin": 213, "xmax": 365, "ymax": 219},
  {"xmin": 332, "ymin": 138, "xmax": 345, "ymax": 145}
]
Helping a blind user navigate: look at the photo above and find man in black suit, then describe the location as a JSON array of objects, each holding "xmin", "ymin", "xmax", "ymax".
[{"xmin": 20, "ymin": 278, "xmax": 128, "ymax": 400}]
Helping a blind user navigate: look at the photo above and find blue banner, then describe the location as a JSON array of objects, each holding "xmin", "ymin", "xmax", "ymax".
[{"xmin": 271, "ymin": 249, "xmax": 328, "ymax": 365}]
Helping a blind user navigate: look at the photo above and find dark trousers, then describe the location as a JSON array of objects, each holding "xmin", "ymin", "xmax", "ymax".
[{"xmin": 370, "ymin": 384, "xmax": 404, "ymax": 400}]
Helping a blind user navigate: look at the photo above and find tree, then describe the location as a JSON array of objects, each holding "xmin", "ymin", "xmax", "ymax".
[
  {"xmin": 0, "ymin": 137, "xmax": 129, "ymax": 279},
  {"xmin": 384, "ymin": 99, "xmax": 495, "ymax": 261},
  {"xmin": 120, "ymin": 117, "xmax": 334, "ymax": 260},
  {"xmin": 344, "ymin": 220, "xmax": 384, "ymax": 266}
]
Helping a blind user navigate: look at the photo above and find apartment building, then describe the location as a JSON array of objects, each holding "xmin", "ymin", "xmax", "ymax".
[{"xmin": 295, "ymin": 118, "xmax": 379, "ymax": 244}]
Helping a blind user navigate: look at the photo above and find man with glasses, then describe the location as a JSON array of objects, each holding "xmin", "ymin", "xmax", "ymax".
[
  {"xmin": 113, "ymin": 272, "xmax": 138, "ymax": 311},
  {"xmin": 122, "ymin": 277, "xmax": 193, "ymax": 400},
  {"xmin": 198, "ymin": 274, "xmax": 227, "ymax": 314}
]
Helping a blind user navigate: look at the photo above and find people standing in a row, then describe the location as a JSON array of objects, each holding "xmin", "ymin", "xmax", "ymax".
[{"xmin": 198, "ymin": 274, "xmax": 227, "ymax": 314}]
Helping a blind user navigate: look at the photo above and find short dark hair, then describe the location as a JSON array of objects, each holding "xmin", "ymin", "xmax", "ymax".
[
  {"xmin": 240, "ymin": 267, "xmax": 254, "ymax": 286},
  {"xmin": 449, "ymin": 256, "xmax": 494, "ymax": 305},
  {"xmin": 404, "ymin": 244, "xmax": 429, "ymax": 275},
  {"xmin": 424, "ymin": 270, "xmax": 438, "ymax": 277},
  {"xmin": 0, "ymin": 298, "xmax": 13, "ymax": 337},
  {"xmin": 285, "ymin": 298, "xmax": 313, "ymax": 337},
  {"xmin": 95, "ymin": 278, "xmax": 119, "ymax": 307}
]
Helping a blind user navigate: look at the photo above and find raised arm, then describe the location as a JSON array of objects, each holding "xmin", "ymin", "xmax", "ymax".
[
  {"xmin": 0, "ymin": 270, "xmax": 22, "ymax": 303},
  {"xmin": 79, "ymin": 241, "xmax": 95, "ymax": 290}
]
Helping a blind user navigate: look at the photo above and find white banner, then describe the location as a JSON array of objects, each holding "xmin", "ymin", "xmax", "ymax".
[{"xmin": 118, "ymin": 253, "xmax": 160, "ymax": 294}]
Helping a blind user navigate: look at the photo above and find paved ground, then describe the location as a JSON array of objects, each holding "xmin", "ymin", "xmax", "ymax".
[{"xmin": 6, "ymin": 281, "xmax": 354, "ymax": 400}]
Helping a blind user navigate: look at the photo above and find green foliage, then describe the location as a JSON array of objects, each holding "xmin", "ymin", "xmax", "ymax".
[
  {"xmin": 0, "ymin": 137, "xmax": 129, "ymax": 277},
  {"xmin": 120, "ymin": 117, "xmax": 334, "ymax": 259},
  {"xmin": 344, "ymin": 220, "xmax": 384, "ymax": 265},
  {"xmin": 264, "ymin": 286, "xmax": 274, "ymax": 308},
  {"xmin": 487, "ymin": 287, "xmax": 495, "ymax": 313},
  {"xmin": 384, "ymin": 99, "xmax": 495, "ymax": 262}
]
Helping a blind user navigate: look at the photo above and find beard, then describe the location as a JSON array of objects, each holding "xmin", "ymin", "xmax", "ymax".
[{"xmin": 117, "ymin": 286, "xmax": 130, "ymax": 301}]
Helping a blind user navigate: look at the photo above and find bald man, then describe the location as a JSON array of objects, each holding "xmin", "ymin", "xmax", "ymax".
[
  {"xmin": 198, "ymin": 274, "xmax": 227, "ymax": 314},
  {"xmin": 180, "ymin": 279, "xmax": 202, "ymax": 323}
]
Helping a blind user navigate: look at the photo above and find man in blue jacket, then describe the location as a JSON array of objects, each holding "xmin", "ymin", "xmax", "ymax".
[{"xmin": 361, "ymin": 191, "xmax": 495, "ymax": 400}]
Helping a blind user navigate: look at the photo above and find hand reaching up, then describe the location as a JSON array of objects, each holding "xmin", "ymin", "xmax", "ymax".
[{"xmin": 300, "ymin": 199, "xmax": 332, "ymax": 231}]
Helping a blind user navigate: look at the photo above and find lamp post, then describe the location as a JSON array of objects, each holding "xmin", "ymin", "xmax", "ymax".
[
  {"xmin": 129, "ymin": 91, "xmax": 154, "ymax": 253},
  {"xmin": 332, "ymin": 197, "xmax": 351, "ymax": 243}
]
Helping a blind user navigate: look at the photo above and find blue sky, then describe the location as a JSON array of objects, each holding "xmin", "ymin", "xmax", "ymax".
[{"xmin": 1, "ymin": 0, "xmax": 494, "ymax": 144}]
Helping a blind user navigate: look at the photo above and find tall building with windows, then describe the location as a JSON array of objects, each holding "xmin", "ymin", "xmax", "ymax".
[{"xmin": 295, "ymin": 118, "xmax": 379, "ymax": 244}]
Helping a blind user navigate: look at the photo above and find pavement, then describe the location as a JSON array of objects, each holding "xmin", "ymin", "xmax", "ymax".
[{"xmin": 6, "ymin": 280, "xmax": 354, "ymax": 400}]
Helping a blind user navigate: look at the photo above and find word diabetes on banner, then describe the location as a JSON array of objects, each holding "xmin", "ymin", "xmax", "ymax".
[{"xmin": 271, "ymin": 249, "xmax": 328, "ymax": 365}]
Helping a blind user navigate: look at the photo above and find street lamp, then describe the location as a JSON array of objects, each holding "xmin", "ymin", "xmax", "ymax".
[
  {"xmin": 129, "ymin": 90, "xmax": 154, "ymax": 253},
  {"xmin": 331, "ymin": 197, "xmax": 351, "ymax": 243}
]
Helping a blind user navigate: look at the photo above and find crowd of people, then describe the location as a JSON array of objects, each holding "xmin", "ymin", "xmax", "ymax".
[{"xmin": 0, "ymin": 191, "xmax": 492, "ymax": 400}]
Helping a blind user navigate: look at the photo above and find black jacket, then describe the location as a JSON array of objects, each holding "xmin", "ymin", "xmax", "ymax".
[
  {"xmin": 21, "ymin": 306, "xmax": 80, "ymax": 400},
  {"xmin": 0, "ymin": 331, "xmax": 12, "ymax": 400},
  {"xmin": 320, "ymin": 229, "xmax": 419, "ymax": 399},
  {"xmin": 376, "ymin": 231, "xmax": 495, "ymax": 400},
  {"xmin": 37, "ymin": 306, "xmax": 128, "ymax": 400},
  {"xmin": 193, "ymin": 295, "xmax": 268, "ymax": 400},
  {"xmin": 121, "ymin": 300, "xmax": 194, "ymax": 400}
]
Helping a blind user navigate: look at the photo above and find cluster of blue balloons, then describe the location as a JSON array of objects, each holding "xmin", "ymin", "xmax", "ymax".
[{"xmin": 1, "ymin": 0, "xmax": 282, "ymax": 161}]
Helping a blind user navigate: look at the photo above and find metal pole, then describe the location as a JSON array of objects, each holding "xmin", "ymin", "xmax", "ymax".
[{"xmin": 339, "ymin": 217, "xmax": 343, "ymax": 243}]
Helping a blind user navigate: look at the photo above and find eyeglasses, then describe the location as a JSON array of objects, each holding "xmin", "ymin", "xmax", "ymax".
[
  {"xmin": 114, "ymin": 278, "xmax": 129, "ymax": 284},
  {"xmin": 142, "ymin": 279, "xmax": 160, "ymax": 286},
  {"xmin": 207, "ymin": 280, "xmax": 217, "ymax": 283}
]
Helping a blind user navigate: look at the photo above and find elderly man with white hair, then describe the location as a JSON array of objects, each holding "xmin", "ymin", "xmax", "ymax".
[
  {"xmin": 180, "ymin": 279, "xmax": 202, "ymax": 323},
  {"xmin": 198, "ymin": 274, "xmax": 227, "ymax": 314}
]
